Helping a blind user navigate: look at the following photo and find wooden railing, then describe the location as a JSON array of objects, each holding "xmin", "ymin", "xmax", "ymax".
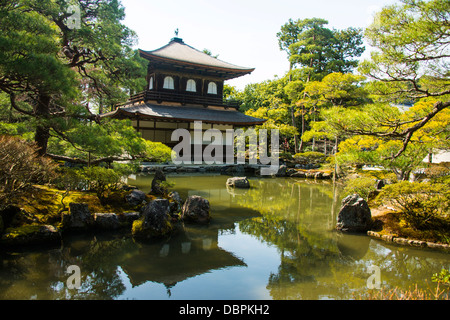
[{"xmin": 126, "ymin": 91, "xmax": 240, "ymax": 109}]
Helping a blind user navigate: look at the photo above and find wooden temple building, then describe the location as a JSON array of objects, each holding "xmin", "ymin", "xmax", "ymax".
[{"xmin": 101, "ymin": 36, "xmax": 265, "ymax": 155}]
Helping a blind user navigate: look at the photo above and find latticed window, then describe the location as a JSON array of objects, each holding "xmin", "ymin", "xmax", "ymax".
[
  {"xmin": 163, "ymin": 76, "xmax": 174, "ymax": 89},
  {"xmin": 186, "ymin": 79, "xmax": 196, "ymax": 92},
  {"xmin": 207, "ymin": 82, "xmax": 217, "ymax": 94},
  {"xmin": 148, "ymin": 77, "xmax": 154, "ymax": 90}
]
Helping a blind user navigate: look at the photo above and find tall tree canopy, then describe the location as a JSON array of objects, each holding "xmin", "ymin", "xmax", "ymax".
[
  {"xmin": 0, "ymin": 0, "xmax": 146, "ymax": 159},
  {"xmin": 274, "ymin": 18, "xmax": 365, "ymax": 152},
  {"xmin": 277, "ymin": 18, "xmax": 364, "ymax": 81},
  {"xmin": 356, "ymin": 0, "xmax": 449, "ymax": 157}
]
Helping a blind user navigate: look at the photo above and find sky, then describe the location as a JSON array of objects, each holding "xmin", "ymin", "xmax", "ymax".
[{"xmin": 120, "ymin": 0, "xmax": 400, "ymax": 90}]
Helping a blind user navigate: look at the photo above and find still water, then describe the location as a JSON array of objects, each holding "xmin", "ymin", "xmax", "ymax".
[{"xmin": 0, "ymin": 174, "xmax": 449, "ymax": 300}]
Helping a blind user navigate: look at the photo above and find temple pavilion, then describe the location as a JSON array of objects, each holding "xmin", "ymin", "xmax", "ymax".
[{"xmin": 101, "ymin": 36, "xmax": 265, "ymax": 154}]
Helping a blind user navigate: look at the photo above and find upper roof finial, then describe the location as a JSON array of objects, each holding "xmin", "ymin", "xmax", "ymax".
[{"xmin": 171, "ymin": 28, "xmax": 183, "ymax": 43}]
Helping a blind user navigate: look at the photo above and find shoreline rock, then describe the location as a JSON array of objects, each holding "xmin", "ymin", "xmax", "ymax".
[
  {"xmin": 226, "ymin": 177, "xmax": 250, "ymax": 188},
  {"xmin": 125, "ymin": 189, "xmax": 146, "ymax": 206},
  {"xmin": 139, "ymin": 163, "xmax": 333, "ymax": 179},
  {"xmin": 94, "ymin": 213, "xmax": 121, "ymax": 230},
  {"xmin": 336, "ymin": 194, "xmax": 372, "ymax": 233},
  {"xmin": 367, "ymin": 230, "xmax": 450, "ymax": 251},
  {"xmin": 132, "ymin": 199, "xmax": 173, "ymax": 239},
  {"xmin": 63, "ymin": 203, "xmax": 94, "ymax": 231},
  {"xmin": 0, "ymin": 224, "xmax": 61, "ymax": 247},
  {"xmin": 181, "ymin": 195, "xmax": 211, "ymax": 224}
]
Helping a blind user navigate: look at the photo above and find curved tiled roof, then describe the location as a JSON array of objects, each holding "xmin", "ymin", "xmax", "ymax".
[
  {"xmin": 139, "ymin": 38, "xmax": 254, "ymax": 79},
  {"xmin": 102, "ymin": 103, "xmax": 266, "ymax": 126}
]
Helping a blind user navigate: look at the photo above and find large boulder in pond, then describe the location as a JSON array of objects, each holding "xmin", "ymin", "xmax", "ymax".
[
  {"xmin": 181, "ymin": 195, "xmax": 211, "ymax": 224},
  {"xmin": 63, "ymin": 203, "xmax": 94, "ymax": 231},
  {"xmin": 132, "ymin": 199, "xmax": 172, "ymax": 239},
  {"xmin": 336, "ymin": 194, "xmax": 372, "ymax": 233},
  {"xmin": 226, "ymin": 177, "xmax": 250, "ymax": 188}
]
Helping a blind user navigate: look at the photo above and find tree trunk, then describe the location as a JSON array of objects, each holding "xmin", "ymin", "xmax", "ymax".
[
  {"xmin": 298, "ymin": 105, "xmax": 305, "ymax": 152},
  {"xmin": 34, "ymin": 94, "xmax": 51, "ymax": 156},
  {"xmin": 291, "ymin": 106, "xmax": 298, "ymax": 153},
  {"xmin": 393, "ymin": 168, "xmax": 411, "ymax": 181},
  {"xmin": 288, "ymin": 62, "xmax": 299, "ymax": 154}
]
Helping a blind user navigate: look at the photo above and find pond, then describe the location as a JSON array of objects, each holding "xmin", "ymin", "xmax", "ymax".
[{"xmin": 0, "ymin": 173, "xmax": 449, "ymax": 300}]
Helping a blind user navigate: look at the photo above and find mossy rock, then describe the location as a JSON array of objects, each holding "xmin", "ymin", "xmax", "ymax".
[
  {"xmin": 132, "ymin": 199, "xmax": 173, "ymax": 240},
  {"xmin": 0, "ymin": 224, "xmax": 61, "ymax": 247}
]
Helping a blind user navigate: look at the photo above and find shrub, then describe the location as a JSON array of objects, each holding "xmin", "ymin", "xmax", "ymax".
[
  {"xmin": 425, "ymin": 166, "xmax": 450, "ymax": 181},
  {"xmin": 376, "ymin": 181, "xmax": 450, "ymax": 230},
  {"xmin": 343, "ymin": 177, "xmax": 377, "ymax": 201},
  {"xmin": 80, "ymin": 166, "xmax": 124, "ymax": 203},
  {"xmin": 54, "ymin": 166, "xmax": 124, "ymax": 204},
  {"xmin": 279, "ymin": 152, "xmax": 293, "ymax": 161},
  {"xmin": 143, "ymin": 140, "xmax": 172, "ymax": 163},
  {"xmin": 0, "ymin": 135, "xmax": 57, "ymax": 207},
  {"xmin": 293, "ymin": 151, "xmax": 327, "ymax": 165},
  {"xmin": 432, "ymin": 269, "xmax": 450, "ymax": 286}
]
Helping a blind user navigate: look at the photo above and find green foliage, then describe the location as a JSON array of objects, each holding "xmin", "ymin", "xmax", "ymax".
[
  {"xmin": 360, "ymin": 0, "xmax": 449, "ymax": 103},
  {"xmin": 376, "ymin": 181, "xmax": 450, "ymax": 230},
  {"xmin": 432, "ymin": 269, "xmax": 450, "ymax": 286},
  {"xmin": 48, "ymin": 118, "xmax": 167, "ymax": 165},
  {"xmin": 142, "ymin": 140, "xmax": 173, "ymax": 163},
  {"xmin": 55, "ymin": 165, "xmax": 126, "ymax": 203},
  {"xmin": 326, "ymin": 99, "xmax": 448, "ymax": 180},
  {"xmin": 302, "ymin": 73, "xmax": 368, "ymax": 108},
  {"xmin": 424, "ymin": 166, "xmax": 450, "ymax": 181},
  {"xmin": 81, "ymin": 166, "xmax": 123, "ymax": 202},
  {"xmin": 0, "ymin": 0, "xmax": 147, "ymax": 156},
  {"xmin": 277, "ymin": 18, "xmax": 364, "ymax": 78},
  {"xmin": 343, "ymin": 177, "xmax": 377, "ymax": 201},
  {"xmin": 293, "ymin": 151, "xmax": 327, "ymax": 165}
]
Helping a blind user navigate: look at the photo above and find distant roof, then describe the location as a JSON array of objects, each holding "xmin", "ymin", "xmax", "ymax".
[
  {"xmin": 102, "ymin": 103, "xmax": 266, "ymax": 126},
  {"xmin": 139, "ymin": 38, "xmax": 254, "ymax": 80},
  {"xmin": 423, "ymin": 150, "xmax": 450, "ymax": 164}
]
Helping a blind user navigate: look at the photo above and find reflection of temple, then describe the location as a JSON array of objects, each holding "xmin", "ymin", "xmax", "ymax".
[
  {"xmin": 119, "ymin": 227, "xmax": 246, "ymax": 289},
  {"xmin": 117, "ymin": 175, "xmax": 261, "ymax": 290}
]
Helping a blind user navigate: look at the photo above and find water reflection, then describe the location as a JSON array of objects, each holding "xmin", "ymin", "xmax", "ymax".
[{"xmin": 0, "ymin": 174, "xmax": 448, "ymax": 300}]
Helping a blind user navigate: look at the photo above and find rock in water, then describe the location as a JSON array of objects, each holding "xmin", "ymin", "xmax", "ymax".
[
  {"xmin": 226, "ymin": 177, "xmax": 250, "ymax": 188},
  {"xmin": 151, "ymin": 169, "xmax": 167, "ymax": 195},
  {"xmin": 181, "ymin": 195, "xmax": 211, "ymax": 224},
  {"xmin": 336, "ymin": 194, "xmax": 372, "ymax": 232},
  {"xmin": 132, "ymin": 199, "xmax": 172, "ymax": 239}
]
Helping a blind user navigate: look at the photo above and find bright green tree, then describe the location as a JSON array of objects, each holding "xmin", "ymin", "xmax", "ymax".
[
  {"xmin": 357, "ymin": 0, "xmax": 449, "ymax": 157},
  {"xmin": 326, "ymin": 99, "xmax": 449, "ymax": 180},
  {"xmin": 299, "ymin": 73, "xmax": 369, "ymax": 153},
  {"xmin": 276, "ymin": 18, "xmax": 364, "ymax": 151}
]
